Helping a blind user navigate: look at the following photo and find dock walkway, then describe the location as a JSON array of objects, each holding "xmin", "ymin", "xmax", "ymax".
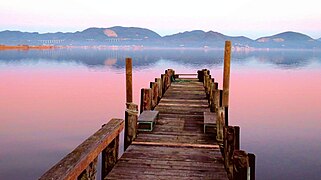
[
  {"xmin": 40, "ymin": 41, "xmax": 255, "ymax": 180},
  {"xmin": 107, "ymin": 78, "xmax": 228, "ymax": 179}
]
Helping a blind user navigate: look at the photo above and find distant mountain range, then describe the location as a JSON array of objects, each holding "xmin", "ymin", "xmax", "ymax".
[{"xmin": 0, "ymin": 26, "xmax": 320, "ymax": 49}]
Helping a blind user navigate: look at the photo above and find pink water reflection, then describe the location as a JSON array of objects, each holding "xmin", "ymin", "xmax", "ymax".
[
  {"xmin": 227, "ymin": 67, "xmax": 321, "ymax": 180},
  {"xmin": 1, "ymin": 54, "xmax": 321, "ymax": 179}
]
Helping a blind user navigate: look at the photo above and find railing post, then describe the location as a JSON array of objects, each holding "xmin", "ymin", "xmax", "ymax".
[
  {"xmin": 209, "ymin": 80, "xmax": 215, "ymax": 112},
  {"xmin": 223, "ymin": 40, "xmax": 231, "ymax": 107},
  {"xmin": 248, "ymin": 153, "xmax": 256, "ymax": 180},
  {"xmin": 214, "ymin": 89, "xmax": 220, "ymax": 112},
  {"xmin": 225, "ymin": 106, "xmax": 229, "ymax": 126},
  {"xmin": 161, "ymin": 74, "xmax": 166, "ymax": 94},
  {"xmin": 167, "ymin": 68, "xmax": 175, "ymax": 82},
  {"xmin": 126, "ymin": 58, "xmax": 133, "ymax": 103},
  {"xmin": 124, "ymin": 103, "xmax": 138, "ymax": 150},
  {"xmin": 197, "ymin": 70, "xmax": 203, "ymax": 82},
  {"xmin": 140, "ymin": 88, "xmax": 152, "ymax": 113},
  {"xmin": 102, "ymin": 135, "xmax": 119, "ymax": 178},
  {"xmin": 224, "ymin": 126, "xmax": 239, "ymax": 179},
  {"xmin": 216, "ymin": 107, "xmax": 225, "ymax": 144},
  {"xmin": 78, "ymin": 157, "xmax": 98, "ymax": 180},
  {"xmin": 150, "ymin": 82, "xmax": 158, "ymax": 109},
  {"xmin": 198, "ymin": 69, "xmax": 207, "ymax": 82},
  {"xmin": 233, "ymin": 150, "xmax": 249, "ymax": 180},
  {"xmin": 219, "ymin": 89, "xmax": 223, "ymax": 107},
  {"xmin": 155, "ymin": 78, "xmax": 162, "ymax": 102},
  {"xmin": 207, "ymin": 75, "xmax": 211, "ymax": 97}
]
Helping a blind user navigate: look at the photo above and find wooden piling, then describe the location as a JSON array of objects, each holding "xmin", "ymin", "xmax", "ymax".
[
  {"xmin": 219, "ymin": 89, "xmax": 223, "ymax": 107},
  {"xmin": 216, "ymin": 107, "xmax": 225, "ymax": 143},
  {"xmin": 124, "ymin": 103, "xmax": 138, "ymax": 150},
  {"xmin": 150, "ymin": 82, "xmax": 159, "ymax": 109},
  {"xmin": 155, "ymin": 78, "xmax": 162, "ymax": 101},
  {"xmin": 140, "ymin": 88, "xmax": 152, "ymax": 113},
  {"xmin": 214, "ymin": 82, "xmax": 218, "ymax": 90},
  {"xmin": 214, "ymin": 89, "xmax": 220, "ymax": 112},
  {"xmin": 233, "ymin": 150, "xmax": 249, "ymax": 180},
  {"xmin": 222, "ymin": 41, "xmax": 231, "ymax": 107},
  {"xmin": 126, "ymin": 58, "xmax": 133, "ymax": 103},
  {"xmin": 225, "ymin": 106, "xmax": 229, "ymax": 126},
  {"xmin": 102, "ymin": 134, "xmax": 119, "ymax": 178},
  {"xmin": 224, "ymin": 126, "xmax": 239, "ymax": 179},
  {"xmin": 209, "ymin": 81, "xmax": 215, "ymax": 112},
  {"xmin": 197, "ymin": 70, "xmax": 203, "ymax": 82},
  {"xmin": 248, "ymin": 153, "xmax": 256, "ymax": 180},
  {"xmin": 234, "ymin": 126, "xmax": 240, "ymax": 150},
  {"xmin": 161, "ymin": 74, "xmax": 165, "ymax": 95}
]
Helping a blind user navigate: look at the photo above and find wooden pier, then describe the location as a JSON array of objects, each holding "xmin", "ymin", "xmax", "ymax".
[{"xmin": 40, "ymin": 41, "xmax": 255, "ymax": 180}]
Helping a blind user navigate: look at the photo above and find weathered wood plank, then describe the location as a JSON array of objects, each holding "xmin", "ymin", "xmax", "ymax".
[
  {"xmin": 132, "ymin": 141, "xmax": 220, "ymax": 149},
  {"xmin": 40, "ymin": 119, "xmax": 124, "ymax": 180},
  {"xmin": 107, "ymin": 145, "xmax": 228, "ymax": 179},
  {"xmin": 106, "ymin": 73, "xmax": 228, "ymax": 179}
]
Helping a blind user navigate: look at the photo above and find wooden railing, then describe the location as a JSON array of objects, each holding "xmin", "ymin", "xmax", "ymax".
[
  {"xmin": 40, "ymin": 41, "xmax": 256, "ymax": 180},
  {"xmin": 199, "ymin": 41, "xmax": 256, "ymax": 180},
  {"xmin": 140, "ymin": 69, "xmax": 175, "ymax": 112},
  {"xmin": 39, "ymin": 118, "xmax": 124, "ymax": 180}
]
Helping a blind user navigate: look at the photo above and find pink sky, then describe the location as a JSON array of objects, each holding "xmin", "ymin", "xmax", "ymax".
[{"xmin": 1, "ymin": 0, "xmax": 321, "ymax": 39}]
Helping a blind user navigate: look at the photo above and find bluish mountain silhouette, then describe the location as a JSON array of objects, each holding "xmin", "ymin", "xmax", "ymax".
[{"xmin": 0, "ymin": 27, "xmax": 320, "ymax": 49}]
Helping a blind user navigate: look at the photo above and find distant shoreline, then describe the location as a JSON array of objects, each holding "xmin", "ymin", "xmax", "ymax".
[
  {"xmin": 0, "ymin": 44, "xmax": 320, "ymax": 52},
  {"xmin": 0, "ymin": 45, "xmax": 56, "ymax": 50}
]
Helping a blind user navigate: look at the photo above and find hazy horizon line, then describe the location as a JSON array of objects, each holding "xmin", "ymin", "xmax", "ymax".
[{"xmin": 1, "ymin": 26, "xmax": 320, "ymax": 40}]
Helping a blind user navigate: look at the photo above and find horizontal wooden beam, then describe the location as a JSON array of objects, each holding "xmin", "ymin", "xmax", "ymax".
[
  {"xmin": 176, "ymin": 74, "xmax": 198, "ymax": 76},
  {"xmin": 40, "ymin": 118, "xmax": 124, "ymax": 180},
  {"xmin": 132, "ymin": 141, "xmax": 220, "ymax": 149}
]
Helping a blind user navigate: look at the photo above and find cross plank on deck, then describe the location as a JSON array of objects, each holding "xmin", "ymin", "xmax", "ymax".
[{"xmin": 107, "ymin": 78, "xmax": 228, "ymax": 179}]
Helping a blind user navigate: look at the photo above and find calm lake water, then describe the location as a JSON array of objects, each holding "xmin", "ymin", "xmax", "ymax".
[{"xmin": 1, "ymin": 49, "xmax": 321, "ymax": 180}]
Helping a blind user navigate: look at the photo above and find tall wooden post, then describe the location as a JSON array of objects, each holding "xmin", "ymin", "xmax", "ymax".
[
  {"xmin": 126, "ymin": 58, "xmax": 133, "ymax": 103},
  {"xmin": 222, "ymin": 41, "xmax": 231, "ymax": 107}
]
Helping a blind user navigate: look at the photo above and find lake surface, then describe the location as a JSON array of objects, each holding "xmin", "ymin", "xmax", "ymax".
[{"xmin": 1, "ymin": 48, "xmax": 321, "ymax": 180}]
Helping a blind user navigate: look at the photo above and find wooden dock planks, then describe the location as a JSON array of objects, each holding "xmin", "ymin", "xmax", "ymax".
[{"xmin": 107, "ymin": 78, "xmax": 228, "ymax": 179}]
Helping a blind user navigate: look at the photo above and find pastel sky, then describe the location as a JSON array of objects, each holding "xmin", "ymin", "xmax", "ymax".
[{"xmin": 1, "ymin": 0, "xmax": 321, "ymax": 39}]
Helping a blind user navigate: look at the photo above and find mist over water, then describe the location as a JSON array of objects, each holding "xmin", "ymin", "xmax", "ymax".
[{"xmin": 1, "ymin": 49, "xmax": 321, "ymax": 180}]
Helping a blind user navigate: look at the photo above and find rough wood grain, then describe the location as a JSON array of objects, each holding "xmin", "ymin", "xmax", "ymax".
[
  {"xmin": 125, "ymin": 58, "xmax": 133, "ymax": 103},
  {"xmin": 40, "ymin": 119, "xmax": 124, "ymax": 180},
  {"xmin": 125, "ymin": 103, "xmax": 138, "ymax": 150},
  {"xmin": 107, "ymin": 76, "xmax": 228, "ymax": 179},
  {"xmin": 223, "ymin": 41, "xmax": 231, "ymax": 107},
  {"xmin": 140, "ymin": 88, "xmax": 152, "ymax": 113}
]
